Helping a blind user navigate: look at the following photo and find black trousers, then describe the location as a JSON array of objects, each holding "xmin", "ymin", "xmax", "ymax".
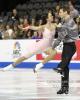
[{"xmin": 57, "ymin": 42, "xmax": 76, "ymax": 88}]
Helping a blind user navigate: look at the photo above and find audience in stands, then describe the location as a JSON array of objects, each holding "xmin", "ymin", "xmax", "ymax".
[{"xmin": 0, "ymin": 0, "xmax": 79, "ymax": 39}]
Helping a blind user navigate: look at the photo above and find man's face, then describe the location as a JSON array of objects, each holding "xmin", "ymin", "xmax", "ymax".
[
  {"xmin": 69, "ymin": 5, "xmax": 74, "ymax": 11},
  {"xmin": 59, "ymin": 9, "xmax": 65, "ymax": 18}
]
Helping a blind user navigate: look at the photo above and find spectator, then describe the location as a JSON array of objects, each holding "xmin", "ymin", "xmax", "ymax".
[
  {"xmin": 23, "ymin": 18, "xmax": 29, "ymax": 28},
  {"xmin": 26, "ymin": 30, "xmax": 33, "ymax": 39},
  {"xmin": 5, "ymin": 24, "xmax": 14, "ymax": 39},
  {"xmin": 32, "ymin": 31, "xmax": 38, "ymax": 39},
  {"xmin": 11, "ymin": 9, "xmax": 19, "ymax": 21},
  {"xmin": 37, "ymin": 19, "xmax": 43, "ymax": 39},
  {"xmin": 31, "ymin": 18, "xmax": 36, "ymax": 26},
  {"xmin": 2, "ymin": 24, "xmax": 13, "ymax": 39},
  {"xmin": 13, "ymin": 25, "xmax": 20, "ymax": 39},
  {"xmin": 68, "ymin": 1, "xmax": 79, "ymax": 19},
  {"xmin": 76, "ymin": 16, "xmax": 80, "ymax": 37}
]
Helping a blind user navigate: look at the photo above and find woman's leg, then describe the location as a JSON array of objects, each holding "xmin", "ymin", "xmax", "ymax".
[
  {"xmin": 12, "ymin": 52, "xmax": 36, "ymax": 67},
  {"xmin": 3, "ymin": 51, "xmax": 37, "ymax": 71},
  {"xmin": 34, "ymin": 48, "xmax": 57, "ymax": 72},
  {"xmin": 42, "ymin": 48, "xmax": 57, "ymax": 64}
]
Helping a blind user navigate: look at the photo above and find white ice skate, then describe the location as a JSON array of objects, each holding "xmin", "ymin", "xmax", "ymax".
[
  {"xmin": 2, "ymin": 64, "xmax": 15, "ymax": 71},
  {"xmin": 33, "ymin": 63, "xmax": 44, "ymax": 73}
]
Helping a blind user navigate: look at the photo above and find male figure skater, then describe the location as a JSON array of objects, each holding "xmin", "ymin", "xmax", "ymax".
[{"xmin": 52, "ymin": 6, "xmax": 79, "ymax": 94}]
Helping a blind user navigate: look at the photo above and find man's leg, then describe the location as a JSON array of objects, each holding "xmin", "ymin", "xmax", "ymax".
[
  {"xmin": 56, "ymin": 43, "xmax": 76, "ymax": 94},
  {"xmin": 57, "ymin": 66, "xmax": 69, "ymax": 94},
  {"xmin": 54, "ymin": 42, "xmax": 76, "ymax": 73}
]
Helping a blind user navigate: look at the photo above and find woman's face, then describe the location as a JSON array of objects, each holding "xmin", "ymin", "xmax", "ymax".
[{"xmin": 47, "ymin": 13, "xmax": 53, "ymax": 22}]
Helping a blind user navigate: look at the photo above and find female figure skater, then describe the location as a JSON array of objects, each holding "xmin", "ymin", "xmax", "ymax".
[{"xmin": 3, "ymin": 12, "xmax": 57, "ymax": 72}]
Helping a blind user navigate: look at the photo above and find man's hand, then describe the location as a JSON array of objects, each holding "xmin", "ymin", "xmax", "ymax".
[{"xmin": 57, "ymin": 23, "xmax": 62, "ymax": 27}]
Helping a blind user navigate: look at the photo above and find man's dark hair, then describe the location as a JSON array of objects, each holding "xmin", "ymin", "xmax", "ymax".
[{"xmin": 60, "ymin": 5, "xmax": 70, "ymax": 14}]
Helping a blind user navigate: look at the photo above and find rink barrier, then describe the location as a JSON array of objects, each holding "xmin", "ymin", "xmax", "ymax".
[
  {"xmin": 0, "ymin": 62, "xmax": 80, "ymax": 69},
  {"xmin": 0, "ymin": 39, "xmax": 80, "ymax": 69}
]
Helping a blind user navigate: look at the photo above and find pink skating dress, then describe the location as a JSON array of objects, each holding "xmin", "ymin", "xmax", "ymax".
[{"xmin": 24, "ymin": 27, "xmax": 55, "ymax": 57}]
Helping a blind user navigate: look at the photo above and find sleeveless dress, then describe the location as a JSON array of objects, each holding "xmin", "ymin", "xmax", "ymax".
[{"xmin": 24, "ymin": 27, "xmax": 55, "ymax": 57}]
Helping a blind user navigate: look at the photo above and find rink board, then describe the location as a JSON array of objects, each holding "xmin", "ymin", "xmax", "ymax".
[{"xmin": 0, "ymin": 40, "xmax": 80, "ymax": 69}]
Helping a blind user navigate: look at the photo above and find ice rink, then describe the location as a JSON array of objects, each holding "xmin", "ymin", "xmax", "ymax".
[{"xmin": 0, "ymin": 69, "xmax": 80, "ymax": 100}]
